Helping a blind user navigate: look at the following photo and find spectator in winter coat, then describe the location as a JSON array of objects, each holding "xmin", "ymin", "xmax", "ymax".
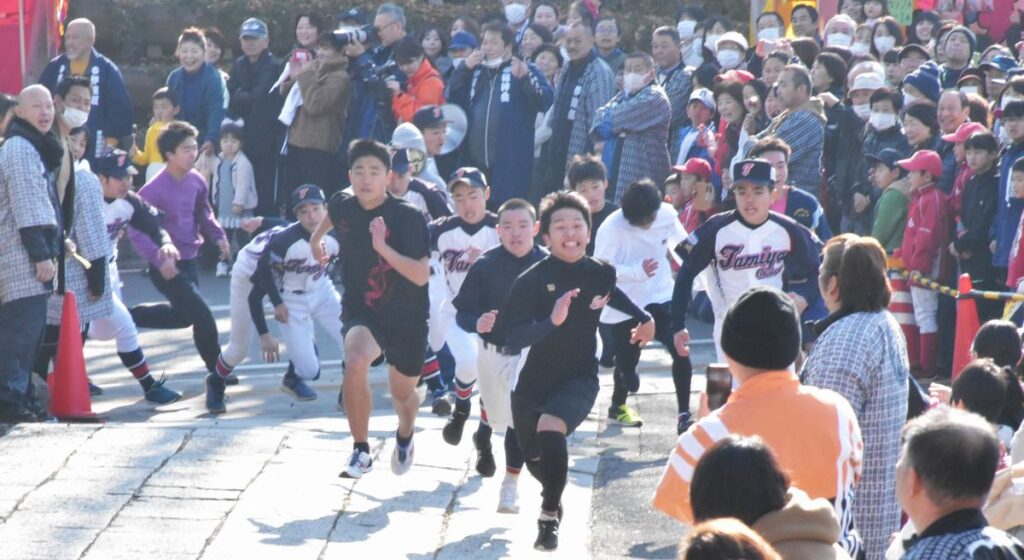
[
  {"xmin": 447, "ymin": 23, "xmax": 553, "ymax": 207},
  {"xmin": 167, "ymin": 28, "xmax": 226, "ymax": 156},
  {"xmin": 391, "ymin": 36, "xmax": 445, "ymax": 125},
  {"xmin": 1003, "ymin": 159, "xmax": 1024, "ymax": 291},
  {"xmin": 953, "ymin": 132, "xmax": 1002, "ymax": 321},
  {"xmin": 939, "ymin": 26, "xmax": 976, "ymax": 89},
  {"xmin": 753, "ymin": 65, "xmax": 826, "ymax": 197},
  {"xmin": 593, "ymin": 16, "xmax": 626, "ymax": 74},
  {"xmin": 937, "ymin": 90, "xmax": 971, "ymax": 193},
  {"xmin": 228, "ymin": 18, "xmax": 284, "ymax": 216},
  {"xmin": 651, "ymin": 26, "xmax": 694, "ymax": 164},
  {"xmin": 591, "ymin": 52, "xmax": 672, "ymax": 203},
  {"xmin": 819, "ymin": 68, "xmax": 872, "ymax": 235},
  {"xmin": 866, "ymin": 148, "xmax": 910, "ymax": 253},
  {"xmin": 39, "ymin": 18, "xmax": 134, "ymax": 164},
  {"xmin": 993, "ymin": 101, "xmax": 1024, "ymax": 278}
]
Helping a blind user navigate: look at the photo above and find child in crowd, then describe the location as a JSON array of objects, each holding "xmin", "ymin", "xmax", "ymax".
[
  {"xmin": 670, "ymin": 158, "xmax": 713, "ymax": 233},
  {"xmin": 567, "ymin": 154, "xmax": 616, "ymax": 256},
  {"xmin": 952, "ymin": 359, "xmax": 1013, "ymax": 450},
  {"xmin": 209, "ymin": 120, "xmax": 257, "ymax": 277},
  {"xmin": 952, "ymin": 131, "xmax": 1001, "ymax": 321},
  {"xmin": 1004, "ymin": 159, "xmax": 1024, "ymax": 291},
  {"xmin": 674, "ymin": 88, "xmax": 717, "ymax": 171},
  {"xmin": 994, "ymin": 101, "xmax": 1024, "ymax": 283},
  {"xmin": 970, "ymin": 321, "xmax": 1024, "ymax": 450},
  {"xmin": 132, "ymin": 87, "xmax": 179, "ymax": 182},
  {"xmin": 899, "ymin": 150, "xmax": 950, "ymax": 379},
  {"xmin": 943, "ymin": 121, "xmax": 987, "ymax": 222},
  {"xmin": 68, "ymin": 126, "xmax": 90, "ymax": 172},
  {"xmin": 868, "ymin": 148, "xmax": 909, "ymax": 253}
]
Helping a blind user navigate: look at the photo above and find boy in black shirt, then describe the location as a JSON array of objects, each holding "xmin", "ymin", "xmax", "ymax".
[
  {"xmin": 311, "ymin": 140, "xmax": 431, "ymax": 479},
  {"xmin": 504, "ymin": 192, "xmax": 654, "ymax": 551}
]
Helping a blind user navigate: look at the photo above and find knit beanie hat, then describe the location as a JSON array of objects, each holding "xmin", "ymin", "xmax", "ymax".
[
  {"xmin": 721, "ymin": 287, "xmax": 801, "ymax": 370},
  {"xmin": 903, "ymin": 61, "xmax": 941, "ymax": 103},
  {"xmin": 943, "ymin": 26, "xmax": 977, "ymax": 59}
]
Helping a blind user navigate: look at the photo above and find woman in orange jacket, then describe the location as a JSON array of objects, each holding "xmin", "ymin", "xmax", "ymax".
[{"xmin": 390, "ymin": 36, "xmax": 446, "ymax": 124}]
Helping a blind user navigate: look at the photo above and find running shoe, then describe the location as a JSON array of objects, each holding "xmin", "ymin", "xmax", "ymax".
[
  {"xmin": 340, "ymin": 449, "xmax": 373, "ymax": 479},
  {"xmin": 497, "ymin": 477, "xmax": 519, "ymax": 514},
  {"xmin": 431, "ymin": 388, "xmax": 452, "ymax": 416},
  {"xmin": 144, "ymin": 379, "xmax": 182, "ymax": 405},
  {"xmin": 391, "ymin": 438, "xmax": 415, "ymax": 475},
  {"xmin": 88, "ymin": 379, "xmax": 103, "ymax": 396},
  {"xmin": 608, "ymin": 404, "xmax": 643, "ymax": 427},
  {"xmin": 205, "ymin": 374, "xmax": 227, "ymax": 414},
  {"xmin": 223, "ymin": 374, "xmax": 240, "ymax": 386},
  {"xmin": 281, "ymin": 372, "xmax": 317, "ymax": 401},
  {"xmin": 442, "ymin": 409, "xmax": 468, "ymax": 445},
  {"xmin": 676, "ymin": 412, "xmax": 693, "ymax": 435},
  {"xmin": 215, "ymin": 262, "xmax": 229, "ymax": 277},
  {"xmin": 534, "ymin": 517, "xmax": 560, "ymax": 551},
  {"xmin": 473, "ymin": 430, "xmax": 496, "ymax": 477}
]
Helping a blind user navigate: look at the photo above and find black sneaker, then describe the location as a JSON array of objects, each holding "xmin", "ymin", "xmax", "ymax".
[
  {"xmin": 677, "ymin": 412, "xmax": 693, "ymax": 435},
  {"xmin": 0, "ymin": 404, "xmax": 39, "ymax": 424},
  {"xmin": 473, "ymin": 430, "xmax": 496, "ymax": 478},
  {"xmin": 205, "ymin": 374, "xmax": 227, "ymax": 414},
  {"xmin": 223, "ymin": 374, "xmax": 240, "ymax": 386},
  {"xmin": 88, "ymin": 379, "xmax": 103, "ymax": 396},
  {"xmin": 430, "ymin": 389, "xmax": 452, "ymax": 416},
  {"xmin": 442, "ymin": 410, "xmax": 468, "ymax": 446},
  {"xmin": 534, "ymin": 517, "xmax": 560, "ymax": 551}
]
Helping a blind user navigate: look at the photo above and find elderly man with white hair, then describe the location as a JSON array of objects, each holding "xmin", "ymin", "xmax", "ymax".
[
  {"xmin": 39, "ymin": 18, "xmax": 134, "ymax": 164},
  {"xmin": 0, "ymin": 85, "xmax": 63, "ymax": 423}
]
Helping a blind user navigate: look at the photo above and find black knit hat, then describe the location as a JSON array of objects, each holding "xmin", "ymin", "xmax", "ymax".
[{"xmin": 721, "ymin": 287, "xmax": 801, "ymax": 370}]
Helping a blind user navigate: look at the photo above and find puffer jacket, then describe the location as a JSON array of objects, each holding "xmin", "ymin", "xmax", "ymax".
[{"xmin": 752, "ymin": 488, "xmax": 853, "ymax": 560}]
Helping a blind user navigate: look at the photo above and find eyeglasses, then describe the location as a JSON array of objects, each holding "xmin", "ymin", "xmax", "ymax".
[{"xmin": 374, "ymin": 20, "xmax": 399, "ymax": 34}]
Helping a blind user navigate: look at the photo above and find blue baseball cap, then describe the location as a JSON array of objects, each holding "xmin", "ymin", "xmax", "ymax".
[
  {"xmin": 240, "ymin": 18, "xmax": 269, "ymax": 39},
  {"xmin": 449, "ymin": 31, "xmax": 479, "ymax": 51},
  {"xmin": 291, "ymin": 184, "xmax": 325, "ymax": 210},
  {"xmin": 392, "ymin": 148, "xmax": 411, "ymax": 174},
  {"xmin": 865, "ymin": 148, "xmax": 902, "ymax": 170},
  {"xmin": 339, "ymin": 7, "xmax": 367, "ymax": 26},
  {"xmin": 94, "ymin": 149, "xmax": 137, "ymax": 178},
  {"xmin": 412, "ymin": 105, "xmax": 448, "ymax": 131},
  {"xmin": 980, "ymin": 55, "xmax": 1018, "ymax": 73},
  {"xmin": 448, "ymin": 167, "xmax": 488, "ymax": 191}
]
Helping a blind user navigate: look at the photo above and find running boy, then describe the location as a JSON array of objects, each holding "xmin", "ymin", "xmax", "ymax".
[
  {"xmin": 671, "ymin": 158, "xmax": 822, "ymax": 362},
  {"xmin": 568, "ymin": 154, "xmax": 617, "ymax": 256},
  {"xmin": 451, "ymin": 198, "xmax": 546, "ymax": 515},
  {"xmin": 311, "ymin": 140, "xmax": 431, "ymax": 479},
  {"xmin": 899, "ymin": 150, "xmax": 951, "ymax": 379},
  {"xmin": 504, "ymin": 191, "xmax": 654, "ymax": 551},
  {"xmin": 128, "ymin": 121, "xmax": 230, "ymax": 382}
]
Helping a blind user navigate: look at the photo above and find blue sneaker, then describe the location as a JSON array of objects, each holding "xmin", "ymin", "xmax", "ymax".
[
  {"xmin": 391, "ymin": 438, "xmax": 415, "ymax": 475},
  {"xmin": 281, "ymin": 372, "xmax": 317, "ymax": 401},
  {"xmin": 205, "ymin": 374, "xmax": 226, "ymax": 414},
  {"xmin": 144, "ymin": 379, "xmax": 182, "ymax": 405}
]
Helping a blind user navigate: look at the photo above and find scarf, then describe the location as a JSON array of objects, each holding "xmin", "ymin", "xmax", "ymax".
[{"xmin": 5, "ymin": 116, "xmax": 64, "ymax": 171}]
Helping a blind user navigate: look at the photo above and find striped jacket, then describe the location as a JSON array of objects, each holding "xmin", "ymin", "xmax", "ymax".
[
  {"xmin": 657, "ymin": 61, "xmax": 694, "ymax": 163},
  {"xmin": 653, "ymin": 371, "xmax": 863, "ymax": 553},
  {"xmin": 754, "ymin": 98, "xmax": 826, "ymax": 195},
  {"xmin": 801, "ymin": 310, "xmax": 909, "ymax": 560},
  {"xmin": 547, "ymin": 54, "xmax": 615, "ymax": 170},
  {"xmin": 592, "ymin": 83, "xmax": 672, "ymax": 202}
]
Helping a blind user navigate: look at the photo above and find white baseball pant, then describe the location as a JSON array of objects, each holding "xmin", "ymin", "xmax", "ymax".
[
  {"xmin": 476, "ymin": 340, "xmax": 520, "ymax": 432},
  {"xmin": 88, "ymin": 262, "xmax": 141, "ymax": 352},
  {"xmin": 434, "ymin": 301, "xmax": 479, "ymax": 386},
  {"xmin": 219, "ymin": 271, "xmax": 259, "ymax": 369},
  {"xmin": 279, "ymin": 283, "xmax": 344, "ymax": 380}
]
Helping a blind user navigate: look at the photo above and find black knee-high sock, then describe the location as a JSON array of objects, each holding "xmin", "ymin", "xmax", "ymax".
[
  {"xmin": 672, "ymin": 355, "xmax": 694, "ymax": 415},
  {"xmin": 536, "ymin": 431, "xmax": 568, "ymax": 513},
  {"xmin": 505, "ymin": 428, "xmax": 525, "ymax": 473}
]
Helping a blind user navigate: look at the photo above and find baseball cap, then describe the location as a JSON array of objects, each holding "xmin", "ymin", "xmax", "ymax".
[
  {"xmin": 941, "ymin": 121, "xmax": 987, "ymax": 144},
  {"xmin": 980, "ymin": 55, "xmax": 1018, "ymax": 73},
  {"xmin": 864, "ymin": 148, "xmax": 903, "ymax": 170},
  {"xmin": 897, "ymin": 150, "xmax": 943, "ymax": 178},
  {"xmin": 956, "ymin": 68, "xmax": 985, "ymax": 87},
  {"xmin": 674, "ymin": 158, "xmax": 712, "ymax": 182},
  {"xmin": 449, "ymin": 31, "xmax": 479, "ymax": 51},
  {"xmin": 412, "ymin": 105, "xmax": 448, "ymax": 131},
  {"xmin": 448, "ymin": 167, "xmax": 488, "ymax": 191},
  {"xmin": 848, "ymin": 72, "xmax": 884, "ymax": 94},
  {"xmin": 240, "ymin": 18, "xmax": 268, "ymax": 39},
  {"xmin": 730, "ymin": 158, "xmax": 775, "ymax": 189},
  {"xmin": 339, "ymin": 7, "xmax": 367, "ymax": 26},
  {"xmin": 897, "ymin": 43, "xmax": 931, "ymax": 62},
  {"xmin": 688, "ymin": 88, "xmax": 715, "ymax": 111},
  {"xmin": 392, "ymin": 148, "xmax": 411, "ymax": 174},
  {"xmin": 714, "ymin": 69, "xmax": 755, "ymax": 84},
  {"xmin": 291, "ymin": 184, "xmax": 325, "ymax": 210},
  {"xmin": 94, "ymin": 149, "xmax": 138, "ymax": 178}
]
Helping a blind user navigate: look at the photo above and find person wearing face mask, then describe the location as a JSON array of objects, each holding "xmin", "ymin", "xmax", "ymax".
[
  {"xmin": 166, "ymin": 28, "xmax": 226, "ymax": 157},
  {"xmin": 852, "ymin": 87, "xmax": 910, "ymax": 233},
  {"xmin": 714, "ymin": 33, "xmax": 748, "ymax": 74},
  {"xmin": 676, "ymin": 8, "xmax": 706, "ymax": 70},
  {"xmin": 445, "ymin": 31, "xmax": 479, "ymax": 81},
  {"xmin": 901, "ymin": 60, "xmax": 942, "ymax": 107},
  {"xmin": 870, "ymin": 17, "xmax": 904, "ymax": 61},
  {"xmin": 823, "ymin": 14, "xmax": 857, "ymax": 50},
  {"xmin": 39, "ymin": 18, "xmax": 134, "ymax": 165},
  {"xmin": 447, "ymin": 23, "xmax": 553, "ymax": 207},
  {"xmin": 652, "ymin": 26, "xmax": 694, "ymax": 164},
  {"xmin": 590, "ymin": 52, "xmax": 672, "ymax": 203},
  {"xmin": 501, "ymin": 0, "xmax": 532, "ymax": 46}
]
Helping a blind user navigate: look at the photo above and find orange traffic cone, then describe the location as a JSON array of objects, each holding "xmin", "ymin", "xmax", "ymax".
[
  {"xmin": 48, "ymin": 291, "xmax": 100, "ymax": 422},
  {"xmin": 952, "ymin": 274, "xmax": 981, "ymax": 381}
]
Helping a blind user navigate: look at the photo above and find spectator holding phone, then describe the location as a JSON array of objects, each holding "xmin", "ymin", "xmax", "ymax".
[
  {"xmin": 654, "ymin": 286, "xmax": 865, "ymax": 559},
  {"xmin": 800, "ymin": 233, "xmax": 909, "ymax": 560}
]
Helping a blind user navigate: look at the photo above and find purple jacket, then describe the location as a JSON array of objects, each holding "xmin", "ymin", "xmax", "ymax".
[{"xmin": 128, "ymin": 168, "xmax": 226, "ymax": 266}]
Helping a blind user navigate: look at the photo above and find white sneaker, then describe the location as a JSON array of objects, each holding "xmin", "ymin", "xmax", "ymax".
[
  {"xmin": 391, "ymin": 438, "xmax": 415, "ymax": 475},
  {"xmin": 215, "ymin": 262, "xmax": 230, "ymax": 277},
  {"xmin": 497, "ymin": 476, "xmax": 520, "ymax": 514},
  {"xmin": 340, "ymin": 450, "xmax": 373, "ymax": 479}
]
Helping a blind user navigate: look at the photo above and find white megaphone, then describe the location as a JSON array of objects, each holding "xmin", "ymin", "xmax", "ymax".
[{"xmin": 441, "ymin": 103, "xmax": 468, "ymax": 155}]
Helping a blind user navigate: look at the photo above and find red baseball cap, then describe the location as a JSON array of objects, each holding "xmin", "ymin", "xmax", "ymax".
[
  {"xmin": 714, "ymin": 69, "xmax": 755, "ymax": 84},
  {"xmin": 897, "ymin": 150, "xmax": 943, "ymax": 178},
  {"xmin": 673, "ymin": 158, "xmax": 712, "ymax": 182},
  {"xmin": 940, "ymin": 121, "xmax": 987, "ymax": 144}
]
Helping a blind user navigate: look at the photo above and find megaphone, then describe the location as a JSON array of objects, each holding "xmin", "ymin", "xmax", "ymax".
[{"xmin": 441, "ymin": 103, "xmax": 468, "ymax": 155}]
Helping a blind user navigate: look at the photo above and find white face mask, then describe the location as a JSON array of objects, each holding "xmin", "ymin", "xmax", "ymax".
[
  {"xmin": 870, "ymin": 112, "xmax": 897, "ymax": 130},
  {"xmin": 704, "ymin": 34, "xmax": 723, "ymax": 54},
  {"xmin": 757, "ymin": 28, "xmax": 781, "ymax": 41},
  {"xmin": 684, "ymin": 40, "xmax": 704, "ymax": 67},
  {"xmin": 827, "ymin": 33, "xmax": 853, "ymax": 47},
  {"xmin": 851, "ymin": 42, "xmax": 871, "ymax": 56},
  {"xmin": 960, "ymin": 86, "xmax": 979, "ymax": 96},
  {"xmin": 716, "ymin": 49, "xmax": 742, "ymax": 70},
  {"xmin": 504, "ymin": 3, "xmax": 528, "ymax": 25},
  {"xmin": 62, "ymin": 106, "xmax": 89, "ymax": 128},
  {"xmin": 484, "ymin": 57, "xmax": 504, "ymax": 69},
  {"xmin": 677, "ymin": 20, "xmax": 697, "ymax": 40},
  {"xmin": 874, "ymin": 36, "xmax": 896, "ymax": 55},
  {"xmin": 853, "ymin": 103, "xmax": 871, "ymax": 120},
  {"xmin": 623, "ymin": 72, "xmax": 647, "ymax": 94}
]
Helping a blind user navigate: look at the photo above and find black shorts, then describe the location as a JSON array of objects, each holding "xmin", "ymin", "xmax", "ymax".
[
  {"xmin": 342, "ymin": 315, "xmax": 428, "ymax": 378},
  {"xmin": 511, "ymin": 373, "xmax": 599, "ymax": 459}
]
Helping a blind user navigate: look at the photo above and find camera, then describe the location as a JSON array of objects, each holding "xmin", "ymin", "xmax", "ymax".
[
  {"xmin": 366, "ymin": 60, "xmax": 398, "ymax": 83},
  {"xmin": 329, "ymin": 25, "xmax": 378, "ymax": 48}
]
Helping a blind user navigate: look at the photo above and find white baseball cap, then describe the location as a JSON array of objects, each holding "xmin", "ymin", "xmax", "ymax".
[
  {"xmin": 849, "ymin": 72, "xmax": 885, "ymax": 93},
  {"xmin": 689, "ymin": 88, "xmax": 716, "ymax": 110}
]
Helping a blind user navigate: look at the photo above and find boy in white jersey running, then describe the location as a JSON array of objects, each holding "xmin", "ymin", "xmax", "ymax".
[
  {"xmin": 432, "ymin": 168, "xmax": 501, "ymax": 476},
  {"xmin": 671, "ymin": 158, "xmax": 822, "ymax": 362}
]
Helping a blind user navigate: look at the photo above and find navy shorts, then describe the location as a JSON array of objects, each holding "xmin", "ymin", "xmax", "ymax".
[
  {"xmin": 342, "ymin": 315, "xmax": 428, "ymax": 378},
  {"xmin": 511, "ymin": 373, "xmax": 599, "ymax": 459}
]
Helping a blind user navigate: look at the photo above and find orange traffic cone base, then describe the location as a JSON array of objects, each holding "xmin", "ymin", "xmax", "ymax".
[{"xmin": 48, "ymin": 291, "xmax": 103, "ymax": 423}]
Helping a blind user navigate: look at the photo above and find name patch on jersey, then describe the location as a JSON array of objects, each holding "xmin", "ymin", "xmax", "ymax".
[{"xmin": 718, "ymin": 244, "xmax": 789, "ymax": 280}]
